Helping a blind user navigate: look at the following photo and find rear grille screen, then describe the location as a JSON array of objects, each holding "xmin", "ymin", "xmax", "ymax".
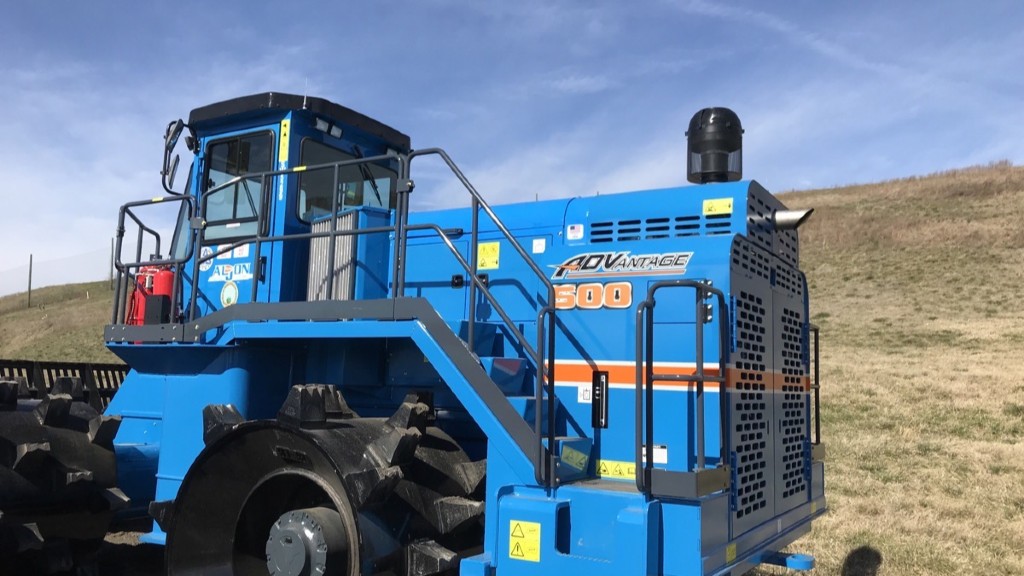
[{"xmin": 307, "ymin": 211, "xmax": 358, "ymax": 301}]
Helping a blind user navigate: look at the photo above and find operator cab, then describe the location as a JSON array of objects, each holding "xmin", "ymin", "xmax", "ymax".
[{"xmin": 179, "ymin": 93, "xmax": 410, "ymax": 316}]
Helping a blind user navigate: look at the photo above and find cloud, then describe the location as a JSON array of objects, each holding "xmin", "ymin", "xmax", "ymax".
[
  {"xmin": 1, "ymin": 0, "xmax": 1020, "ymax": 295},
  {"xmin": 549, "ymin": 74, "xmax": 615, "ymax": 95},
  {"xmin": 675, "ymin": 0, "xmax": 908, "ymax": 78}
]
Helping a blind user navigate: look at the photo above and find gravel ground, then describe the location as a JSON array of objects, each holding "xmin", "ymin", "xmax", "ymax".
[{"xmin": 97, "ymin": 532, "xmax": 163, "ymax": 576}]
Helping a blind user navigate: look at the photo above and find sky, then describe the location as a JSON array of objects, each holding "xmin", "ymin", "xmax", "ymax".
[{"xmin": 1, "ymin": 0, "xmax": 1021, "ymax": 294}]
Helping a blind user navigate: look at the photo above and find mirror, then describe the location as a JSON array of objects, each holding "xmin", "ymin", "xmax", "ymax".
[
  {"xmin": 168, "ymin": 155, "xmax": 180, "ymax": 190},
  {"xmin": 165, "ymin": 119, "xmax": 185, "ymax": 152}
]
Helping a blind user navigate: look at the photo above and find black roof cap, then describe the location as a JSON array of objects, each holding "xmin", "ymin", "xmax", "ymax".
[{"xmin": 188, "ymin": 92, "xmax": 411, "ymax": 151}]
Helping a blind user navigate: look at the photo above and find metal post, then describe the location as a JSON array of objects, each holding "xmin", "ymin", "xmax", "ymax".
[
  {"xmin": 546, "ymin": 308, "xmax": 557, "ymax": 486},
  {"xmin": 695, "ymin": 288, "xmax": 705, "ymax": 470},
  {"xmin": 326, "ymin": 167, "xmax": 340, "ymax": 300},
  {"xmin": 645, "ymin": 304, "xmax": 654, "ymax": 490},
  {"xmin": 467, "ymin": 198, "xmax": 479, "ymax": 349},
  {"xmin": 635, "ymin": 303, "xmax": 646, "ymax": 492},
  {"xmin": 813, "ymin": 325, "xmax": 821, "ymax": 444},
  {"xmin": 27, "ymin": 254, "xmax": 32, "ymax": 308}
]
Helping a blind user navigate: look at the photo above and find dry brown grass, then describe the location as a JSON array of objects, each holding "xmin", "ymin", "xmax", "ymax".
[
  {"xmin": 754, "ymin": 162, "xmax": 1024, "ymax": 575},
  {"xmin": 0, "ymin": 280, "xmax": 120, "ymax": 363}
]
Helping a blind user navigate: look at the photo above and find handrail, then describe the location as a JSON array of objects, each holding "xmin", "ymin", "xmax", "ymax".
[
  {"xmin": 112, "ymin": 195, "xmax": 197, "ymax": 325},
  {"xmin": 809, "ymin": 322, "xmax": 821, "ymax": 445},
  {"xmin": 407, "ymin": 148, "xmax": 559, "ymax": 487},
  {"xmin": 634, "ymin": 279, "xmax": 730, "ymax": 494},
  {"xmin": 112, "ymin": 149, "xmax": 561, "ymax": 486},
  {"xmin": 405, "ymin": 225, "xmax": 542, "ymax": 363}
]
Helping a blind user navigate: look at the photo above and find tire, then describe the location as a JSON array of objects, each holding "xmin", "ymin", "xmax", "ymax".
[
  {"xmin": 0, "ymin": 378, "xmax": 126, "ymax": 575},
  {"xmin": 164, "ymin": 385, "xmax": 485, "ymax": 576}
]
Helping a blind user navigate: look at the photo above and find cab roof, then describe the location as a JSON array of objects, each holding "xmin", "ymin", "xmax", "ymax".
[{"xmin": 188, "ymin": 92, "xmax": 411, "ymax": 151}]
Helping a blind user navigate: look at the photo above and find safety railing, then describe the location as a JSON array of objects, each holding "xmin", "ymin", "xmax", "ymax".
[
  {"xmin": 111, "ymin": 149, "xmax": 560, "ymax": 487},
  {"xmin": 634, "ymin": 279, "xmax": 731, "ymax": 498},
  {"xmin": 404, "ymin": 149, "xmax": 558, "ymax": 487},
  {"xmin": 111, "ymin": 195, "xmax": 198, "ymax": 326}
]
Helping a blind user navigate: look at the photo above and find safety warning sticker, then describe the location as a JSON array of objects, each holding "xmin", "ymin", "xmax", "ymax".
[
  {"xmin": 478, "ymin": 242, "xmax": 500, "ymax": 270},
  {"xmin": 702, "ymin": 197, "xmax": 733, "ymax": 216},
  {"xmin": 725, "ymin": 542, "xmax": 737, "ymax": 564},
  {"xmin": 561, "ymin": 445, "xmax": 589, "ymax": 471},
  {"xmin": 508, "ymin": 520, "xmax": 540, "ymax": 562},
  {"xmin": 596, "ymin": 459, "xmax": 636, "ymax": 480}
]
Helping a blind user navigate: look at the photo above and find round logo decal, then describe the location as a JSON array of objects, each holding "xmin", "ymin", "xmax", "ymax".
[
  {"xmin": 220, "ymin": 281, "xmax": 239, "ymax": 308},
  {"xmin": 199, "ymin": 246, "xmax": 213, "ymax": 272}
]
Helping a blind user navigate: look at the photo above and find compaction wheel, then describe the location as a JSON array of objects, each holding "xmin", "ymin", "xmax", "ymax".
[
  {"xmin": 0, "ymin": 378, "xmax": 126, "ymax": 575},
  {"xmin": 164, "ymin": 385, "xmax": 485, "ymax": 576}
]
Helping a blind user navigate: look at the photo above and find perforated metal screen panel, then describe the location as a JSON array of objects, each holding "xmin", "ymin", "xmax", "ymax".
[
  {"xmin": 774, "ymin": 269, "xmax": 810, "ymax": 512},
  {"xmin": 747, "ymin": 183, "xmax": 800, "ymax": 268},
  {"xmin": 729, "ymin": 237, "xmax": 812, "ymax": 536},
  {"xmin": 732, "ymin": 288, "xmax": 770, "ymax": 528},
  {"xmin": 729, "ymin": 237, "xmax": 776, "ymax": 535}
]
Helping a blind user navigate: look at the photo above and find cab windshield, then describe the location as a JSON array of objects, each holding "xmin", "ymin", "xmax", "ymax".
[{"xmin": 297, "ymin": 139, "xmax": 396, "ymax": 223}]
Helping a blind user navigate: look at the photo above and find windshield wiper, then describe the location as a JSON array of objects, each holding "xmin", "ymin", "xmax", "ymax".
[{"xmin": 352, "ymin": 145, "xmax": 383, "ymax": 207}]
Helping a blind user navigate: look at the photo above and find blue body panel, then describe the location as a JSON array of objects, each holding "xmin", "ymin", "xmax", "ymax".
[{"xmin": 106, "ymin": 96, "xmax": 823, "ymax": 575}]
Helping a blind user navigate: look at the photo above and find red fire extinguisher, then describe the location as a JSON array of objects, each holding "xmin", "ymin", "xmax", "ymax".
[{"xmin": 127, "ymin": 266, "xmax": 175, "ymax": 325}]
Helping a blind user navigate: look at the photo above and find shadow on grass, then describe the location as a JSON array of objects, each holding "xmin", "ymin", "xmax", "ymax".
[{"xmin": 842, "ymin": 545, "xmax": 883, "ymax": 576}]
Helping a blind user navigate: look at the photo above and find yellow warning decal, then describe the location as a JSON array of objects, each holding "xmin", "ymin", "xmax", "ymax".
[
  {"xmin": 292, "ymin": 165, "xmax": 307, "ymax": 172},
  {"xmin": 561, "ymin": 445, "xmax": 589, "ymax": 471},
  {"xmin": 279, "ymin": 119, "xmax": 291, "ymax": 164},
  {"xmin": 725, "ymin": 543, "xmax": 737, "ymax": 564},
  {"xmin": 596, "ymin": 459, "xmax": 636, "ymax": 480},
  {"xmin": 508, "ymin": 520, "xmax": 540, "ymax": 562},
  {"xmin": 703, "ymin": 198, "xmax": 733, "ymax": 216},
  {"xmin": 478, "ymin": 242, "xmax": 500, "ymax": 270},
  {"xmin": 811, "ymin": 501, "xmax": 818, "ymax": 514},
  {"xmin": 151, "ymin": 197, "xmax": 164, "ymax": 203}
]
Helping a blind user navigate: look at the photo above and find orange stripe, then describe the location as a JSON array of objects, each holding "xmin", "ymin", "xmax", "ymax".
[
  {"xmin": 554, "ymin": 362, "xmax": 721, "ymax": 390},
  {"xmin": 726, "ymin": 368, "xmax": 811, "ymax": 392},
  {"xmin": 552, "ymin": 361, "xmax": 810, "ymax": 393}
]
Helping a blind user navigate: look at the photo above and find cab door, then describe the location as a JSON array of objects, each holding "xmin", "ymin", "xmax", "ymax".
[{"xmin": 196, "ymin": 130, "xmax": 275, "ymax": 313}]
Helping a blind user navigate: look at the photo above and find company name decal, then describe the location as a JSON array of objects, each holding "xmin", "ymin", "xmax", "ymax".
[{"xmin": 550, "ymin": 251, "xmax": 693, "ymax": 280}]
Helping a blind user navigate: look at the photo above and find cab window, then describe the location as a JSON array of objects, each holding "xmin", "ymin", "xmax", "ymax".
[
  {"xmin": 202, "ymin": 132, "xmax": 274, "ymax": 242},
  {"xmin": 297, "ymin": 139, "xmax": 396, "ymax": 223}
]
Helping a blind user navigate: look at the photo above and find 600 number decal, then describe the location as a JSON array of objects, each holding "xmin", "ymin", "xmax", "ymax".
[{"xmin": 554, "ymin": 282, "xmax": 633, "ymax": 310}]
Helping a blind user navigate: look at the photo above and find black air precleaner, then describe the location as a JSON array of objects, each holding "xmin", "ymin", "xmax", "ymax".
[{"xmin": 686, "ymin": 107, "xmax": 743, "ymax": 184}]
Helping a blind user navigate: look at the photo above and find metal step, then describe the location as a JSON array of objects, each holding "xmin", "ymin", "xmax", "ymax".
[
  {"xmin": 478, "ymin": 356, "xmax": 528, "ymax": 396},
  {"xmin": 542, "ymin": 435, "xmax": 593, "ymax": 483}
]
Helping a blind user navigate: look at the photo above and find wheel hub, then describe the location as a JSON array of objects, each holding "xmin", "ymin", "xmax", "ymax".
[{"xmin": 266, "ymin": 507, "xmax": 347, "ymax": 576}]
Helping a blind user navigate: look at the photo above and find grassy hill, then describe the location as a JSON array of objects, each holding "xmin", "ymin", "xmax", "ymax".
[
  {"xmin": 765, "ymin": 162, "xmax": 1024, "ymax": 576},
  {"xmin": 2, "ymin": 163, "xmax": 1023, "ymax": 575},
  {"xmin": 0, "ymin": 280, "xmax": 120, "ymax": 363}
]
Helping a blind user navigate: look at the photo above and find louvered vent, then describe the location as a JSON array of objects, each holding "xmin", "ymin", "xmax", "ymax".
[
  {"xmin": 307, "ymin": 211, "xmax": 358, "ymax": 301},
  {"xmin": 590, "ymin": 213, "xmax": 733, "ymax": 243}
]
